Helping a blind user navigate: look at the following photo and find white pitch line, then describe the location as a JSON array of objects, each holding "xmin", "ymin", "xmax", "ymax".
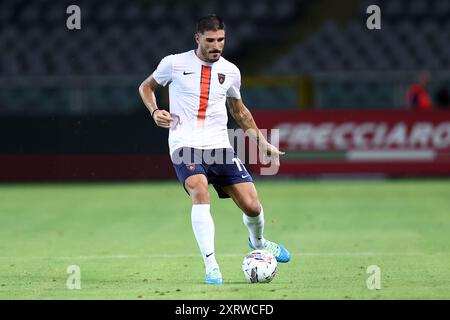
[{"xmin": 0, "ymin": 252, "xmax": 445, "ymax": 261}]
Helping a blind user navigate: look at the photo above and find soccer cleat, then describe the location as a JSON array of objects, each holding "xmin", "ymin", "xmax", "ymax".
[
  {"xmin": 248, "ymin": 238, "xmax": 291, "ymax": 263},
  {"xmin": 205, "ymin": 267, "xmax": 223, "ymax": 284}
]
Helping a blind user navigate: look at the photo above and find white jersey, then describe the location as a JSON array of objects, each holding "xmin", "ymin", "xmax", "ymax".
[{"xmin": 151, "ymin": 50, "xmax": 241, "ymax": 157}]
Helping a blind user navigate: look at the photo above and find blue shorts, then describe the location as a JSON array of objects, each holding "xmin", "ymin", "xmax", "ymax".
[{"xmin": 172, "ymin": 148, "xmax": 253, "ymax": 199}]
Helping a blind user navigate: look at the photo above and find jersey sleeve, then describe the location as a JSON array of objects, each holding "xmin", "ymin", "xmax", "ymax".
[
  {"xmin": 226, "ymin": 67, "xmax": 242, "ymax": 99},
  {"xmin": 151, "ymin": 55, "xmax": 173, "ymax": 87}
]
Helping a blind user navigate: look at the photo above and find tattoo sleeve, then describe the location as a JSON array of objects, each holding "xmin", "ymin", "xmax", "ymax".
[
  {"xmin": 227, "ymin": 98, "xmax": 267, "ymax": 146},
  {"xmin": 228, "ymin": 100, "xmax": 257, "ymax": 131}
]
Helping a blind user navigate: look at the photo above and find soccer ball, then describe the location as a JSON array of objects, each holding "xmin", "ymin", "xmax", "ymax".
[{"xmin": 242, "ymin": 250, "xmax": 277, "ymax": 283}]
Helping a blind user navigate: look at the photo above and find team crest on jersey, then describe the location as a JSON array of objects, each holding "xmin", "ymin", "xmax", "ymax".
[
  {"xmin": 186, "ymin": 164, "xmax": 196, "ymax": 171},
  {"xmin": 218, "ymin": 73, "xmax": 225, "ymax": 84}
]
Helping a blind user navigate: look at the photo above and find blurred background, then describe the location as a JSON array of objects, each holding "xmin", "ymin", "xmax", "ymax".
[{"xmin": 1, "ymin": 0, "xmax": 449, "ymax": 181}]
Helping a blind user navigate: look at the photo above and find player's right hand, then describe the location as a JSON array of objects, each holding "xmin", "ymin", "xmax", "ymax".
[{"xmin": 153, "ymin": 109, "xmax": 173, "ymax": 128}]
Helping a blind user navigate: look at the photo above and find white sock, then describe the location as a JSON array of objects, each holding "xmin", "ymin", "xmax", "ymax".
[
  {"xmin": 243, "ymin": 205, "xmax": 266, "ymax": 249},
  {"xmin": 191, "ymin": 204, "xmax": 219, "ymax": 273}
]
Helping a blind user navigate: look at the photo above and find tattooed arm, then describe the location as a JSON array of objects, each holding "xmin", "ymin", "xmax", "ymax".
[{"xmin": 226, "ymin": 97, "xmax": 284, "ymax": 160}]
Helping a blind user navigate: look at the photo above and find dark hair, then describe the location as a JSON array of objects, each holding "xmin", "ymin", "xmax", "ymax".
[{"xmin": 196, "ymin": 14, "xmax": 225, "ymax": 34}]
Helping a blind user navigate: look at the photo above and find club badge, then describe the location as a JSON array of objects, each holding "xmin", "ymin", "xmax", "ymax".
[{"xmin": 218, "ymin": 73, "xmax": 225, "ymax": 84}]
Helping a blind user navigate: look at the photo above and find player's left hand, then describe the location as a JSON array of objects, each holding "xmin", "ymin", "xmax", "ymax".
[{"xmin": 261, "ymin": 143, "xmax": 285, "ymax": 167}]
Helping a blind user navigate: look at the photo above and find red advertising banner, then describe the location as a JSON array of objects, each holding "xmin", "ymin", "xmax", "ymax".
[{"xmin": 252, "ymin": 110, "xmax": 450, "ymax": 177}]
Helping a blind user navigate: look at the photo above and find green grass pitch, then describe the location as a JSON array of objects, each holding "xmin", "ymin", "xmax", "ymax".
[{"xmin": 0, "ymin": 180, "xmax": 449, "ymax": 299}]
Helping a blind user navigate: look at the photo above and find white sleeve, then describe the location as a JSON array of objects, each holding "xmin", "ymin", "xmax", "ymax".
[
  {"xmin": 151, "ymin": 55, "xmax": 173, "ymax": 87},
  {"xmin": 226, "ymin": 67, "xmax": 242, "ymax": 99}
]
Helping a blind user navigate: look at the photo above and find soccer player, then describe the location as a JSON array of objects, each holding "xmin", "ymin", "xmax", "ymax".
[{"xmin": 139, "ymin": 14, "xmax": 291, "ymax": 284}]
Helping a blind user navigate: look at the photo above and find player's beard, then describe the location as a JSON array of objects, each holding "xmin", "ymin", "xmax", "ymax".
[{"xmin": 201, "ymin": 46, "xmax": 221, "ymax": 62}]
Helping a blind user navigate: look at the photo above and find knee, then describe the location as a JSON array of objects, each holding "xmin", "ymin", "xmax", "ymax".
[
  {"xmin": 242, "ymin": 199, "xmax": 261, "ymax": 217},
  {"xmin": 185, "ymin": 182, "xmax": 210, "ymax": 204},
  {"xmin": 190, "ymin": 187, "xmax": 210, "ymax": 204}
]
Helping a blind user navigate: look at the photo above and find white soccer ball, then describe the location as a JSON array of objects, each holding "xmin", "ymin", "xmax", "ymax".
[{"xmin": 242, "ymin": 250, "xmax": 278, "ymax": 283}]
